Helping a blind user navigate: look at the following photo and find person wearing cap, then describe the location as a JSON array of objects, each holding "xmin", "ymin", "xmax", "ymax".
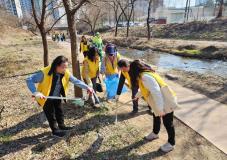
[
  {"xmin": 100, "ymin": 43, "xmax": 121, "ymax": 78},
  {"xmin": 92, "ymin": 32, "xmax": 104, "ymax": 60}
]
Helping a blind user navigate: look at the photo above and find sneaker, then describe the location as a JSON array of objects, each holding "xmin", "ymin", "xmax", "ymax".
[
  {"xmin": 52, "ymin": 130, "xmax": 67, "ymax": 138},
  {"xmin": 144, "ymin": 132, "xmax": 159, "ymax": 141},
  {"xmin": 59, "ymin": 126, "xmax": 73, "ymax": 131},
  {"xmin": 160, "ymin": 142, "xmax": 174, "ymax": 153}
]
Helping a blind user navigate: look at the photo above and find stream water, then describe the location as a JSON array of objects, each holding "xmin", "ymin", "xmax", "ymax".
[{"xmin": 118, "ymin": 48, "xmax": 227, "ymax": 78}]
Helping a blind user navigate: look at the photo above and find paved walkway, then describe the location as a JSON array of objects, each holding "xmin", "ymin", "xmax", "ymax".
[
  {"xmin": 167, "ymin": 80, "xmax": 227, "ymax": 155},
  {"xmin": 62, "ymin": 41, "xmax": 227, "ymax": 155}
]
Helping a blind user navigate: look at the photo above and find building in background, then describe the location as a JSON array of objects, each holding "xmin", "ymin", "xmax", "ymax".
[
  {"xmin": 196, "ymin": 0, "xmax": 209, "ymax": 6},
  {"xmin": 19, "ymin": 0, "xmax": 43, "ymax": 18},
  {"xmin": 19, "ymin": 0, "xmax": 31, "ymax": 17},
  {"xmin": 0, "ymin": 0, "xmax": 23, "ymax": 18}
]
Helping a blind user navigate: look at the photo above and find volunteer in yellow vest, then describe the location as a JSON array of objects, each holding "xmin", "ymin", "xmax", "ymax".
[
  {"xmin": 100, "ymin": 43, "xmax": 120, "ymax": 77},
  {"xmin": 82, "ymin": 47, "xmax": 100, "ymax": 106},
  {"xmin": 26, "ymin": 56, "xmax": 93, "ymax": 138},
  {"xmin": 129, "ymin": 60, "xmax": 177, "ymax": 153},
  {"xmin": 116, "ymin": 59, "xmax": 152, "ymax": 114},
  {"xmin": 80, "ymin": 35, "xmax": 89, "ymax": 57}
]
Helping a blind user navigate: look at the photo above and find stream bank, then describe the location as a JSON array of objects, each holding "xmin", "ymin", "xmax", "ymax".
[{"xmin": 103, "ymin": 36, "xmax": 227, "ymax": 60}]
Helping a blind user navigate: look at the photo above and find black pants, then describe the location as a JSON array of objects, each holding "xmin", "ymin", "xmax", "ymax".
[
  {"xmin": 153, "ymin": 112, "xmax": 175, "ymax": 145},
  {"xmin": 43, "ymin": 99, "xmax": 65, "ymax": 132},
  {"xmin": 131, "ymin": 86, "xmax": 139, "ymax": 111}
]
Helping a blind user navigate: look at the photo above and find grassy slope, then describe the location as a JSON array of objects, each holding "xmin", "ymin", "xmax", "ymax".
[{"xmin": 107, "ymin": 18, "xmax": 227, "ymax": 41}]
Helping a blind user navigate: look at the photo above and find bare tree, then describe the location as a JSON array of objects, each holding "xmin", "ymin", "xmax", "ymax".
[
  {"xmin": 103, "ymin": 0, "xmax": 126, "ymax": 36},
  {"xmin": 147, "ymin": 0, "xmax": 152, "ymax": 40},
  {"xmin": 62, "ymin": 0, "xmax": 89, "ymax": 97},
  {"xmin": 31, "ymin": 0, "xmax": 66, "ymax": 66},
  {"xmin": 117, "ymin": 0, "xmax": 137, "ymax": 37},
  {"xmin": 184, "ymin": 0, "xmax": 191, "ymax": 22},
  {"xmin": 78, "ymin": 4, "xmax": 105, "ymax": 34},
  {"xmin": 216, "ymin": 0, "xmax": 224, "ymax": 18}
]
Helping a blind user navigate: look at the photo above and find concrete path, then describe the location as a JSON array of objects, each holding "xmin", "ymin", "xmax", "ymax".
[{"xmin": 167, "ymin": 80, "xmax": 227, "ymax": 155}]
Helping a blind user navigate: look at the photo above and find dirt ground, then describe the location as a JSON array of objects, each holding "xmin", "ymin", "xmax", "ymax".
[{"xmin": 0, "ymin": 27, "xmax": 227, "ymax": 159}]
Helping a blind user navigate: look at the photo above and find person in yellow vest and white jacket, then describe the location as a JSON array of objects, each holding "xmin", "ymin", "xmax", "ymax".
[
  {"xmin": 26, "ymin": 56, "xmax": 93, "ymax": 138},
  {"xmin": 82, "ymin": 46, "xmax": 100, "ymax": 106},
  {"xmin": 129, "ymin": 60, "xmax": 178, "ymax": 153}
]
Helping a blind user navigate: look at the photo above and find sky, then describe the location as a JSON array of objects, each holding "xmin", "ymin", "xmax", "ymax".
[{"xmin": 164, "ymin": 0, "xmax": 196, "ymax": 8}]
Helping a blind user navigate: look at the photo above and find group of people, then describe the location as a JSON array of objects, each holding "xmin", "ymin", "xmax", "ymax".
[
  {"xmin": 26, "ymin": 33, "xmax": 178, "ymax": 153},
  {"xmin": 80, "ymin": 32, "xmax": 104, "ymax": 60},
  {"xmin": 52, "ymin": 32, "xmax": 66, "ymax": 42}
]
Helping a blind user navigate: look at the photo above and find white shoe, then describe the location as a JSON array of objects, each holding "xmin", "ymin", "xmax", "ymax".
[
  {"xmin": 145, "ymin": 132, "xmax": 159, "ymax": 141},
  {"xmin": 160, "ymin": 142, "xmax": 174, "ymax": 153}
]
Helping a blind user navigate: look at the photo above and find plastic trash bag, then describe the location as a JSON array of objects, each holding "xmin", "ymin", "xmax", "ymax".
[{"xmin": 104, "ymin": 74, "xmax": 128, "ymax": 99}]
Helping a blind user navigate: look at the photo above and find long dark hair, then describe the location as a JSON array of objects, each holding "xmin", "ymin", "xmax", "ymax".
[
  {"xmin": 117, "ymin": 59, "xmax": 130, "ymax": 68},
  {"xmin": 87, "ymin": 46, "xmax": 97, "ymax": 62},
  {"xmin": 48, "ymin": 56, "xmax": 68, "ymax": 75},
  {"xmin": 81, "ymin": 35, "xmax": 87, "ymax": 44},
  {"xmin": 129, "ymin": 60, "xmax": 154, "ymax": 87}
]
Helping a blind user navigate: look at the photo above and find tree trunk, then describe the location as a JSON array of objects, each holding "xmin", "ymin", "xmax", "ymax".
[
  {"xmin": 126, "ymin": 21, "xmax": 129, "ymax": 37},
  {"xmin": 217, "ymin": 0, "xmax": 224, "ymax": 18},
  {"xmin": 40, "ymin": 31, "xmax": 49, "ymax": 67},
  {"xmin": 115, "ymin": 22, "xmax": 118, "ymax": 37},
  {"xmin": 115, "ymin": 12, "xmax": 123, "ymax": 37},
  {"xmin": 184, "ymin": 0, "xmax": 189, "ymax": 22},
  {"xmin": 69, "ymin": 19, "xmax": 83, "ymax": 97},
  {"xmin": 66, "ymin": 11, "xmax": 83, "ymax": 97},
  {"xmin": 147, "ymin": 0, "xmax": 152, "ymax": 40}
]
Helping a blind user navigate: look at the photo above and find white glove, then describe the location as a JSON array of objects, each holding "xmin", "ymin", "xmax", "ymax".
[
  {"xmin": 115, "ymin": 95, "xmax": 120, "ymax": 102},
  {"xmin": 135, "ymin": 92, "xmax": 142, "ymax": 100},
  {"xmin": 33, "ymin": 92, "xmax": 46, "ymax": 99}
]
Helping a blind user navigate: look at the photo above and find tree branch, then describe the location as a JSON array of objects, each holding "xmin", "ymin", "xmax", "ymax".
[
  {"xmin": 71, "ymin": 0, "xmax": 89, "ymax": 14},
  {"xmin": 31, "ymin": 0, "xmax": 40, "ymax": 27},
  {"xmin": 46, "ymin": 12, "xmax": 67, "ymax": 33}
]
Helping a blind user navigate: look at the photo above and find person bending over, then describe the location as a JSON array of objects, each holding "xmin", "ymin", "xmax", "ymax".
[
  {"xmin": 26, "ymin": 56, "xmax": 93, "ymax": 137},
  {"xmin": 129, "ymin": 60, "xmax": 177, "ymax": 152}
]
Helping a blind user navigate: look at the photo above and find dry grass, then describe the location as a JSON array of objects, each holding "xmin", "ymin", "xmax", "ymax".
[{"xmin": 0, "ymin": 26, "xmax": 226, "ymax": 160}]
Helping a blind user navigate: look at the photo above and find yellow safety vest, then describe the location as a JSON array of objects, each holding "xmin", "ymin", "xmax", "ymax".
[
  {"xmin": 82, "ymin": 57, "xmax": 99, "ymax": 79},
  {"xmin": 104, "ymin": 53, "xmax": 121, "ymax": 75},
  {"xmin": 121, "ymin": 71, "xmax": 131, "ymax": 88},
  {"xmin": 138, "ymin": 72, "xmax": 176, "ymax": 101},
  {"xmin": 37, "ymin": 66, "xmax": 70, "ymax": 107},
  {"xmin": 80, "ymin": 42, "xmax": 88, "ymax": 53}
]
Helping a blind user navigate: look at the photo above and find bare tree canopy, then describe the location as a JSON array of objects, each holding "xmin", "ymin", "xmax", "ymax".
[{"xmin": 30, "ymin": 0, "xmax": 66, "ymax": 66}]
